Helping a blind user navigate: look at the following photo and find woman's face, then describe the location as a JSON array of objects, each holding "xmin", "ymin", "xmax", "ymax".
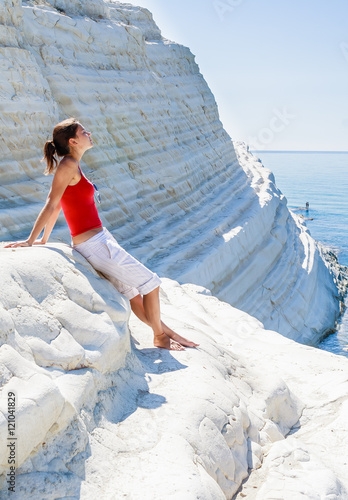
[{"xmin": 74, "ymin": 124, "xmax": 93, "ymax": 151}]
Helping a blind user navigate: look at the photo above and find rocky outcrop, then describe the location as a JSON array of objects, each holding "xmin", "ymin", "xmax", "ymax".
[
  {"xmin": 0, "ymin": 247, "xmax": 347, "ymax": 499},
  {"xmin": 0, "ymin": 245, "xmax": 130, "ymax": 485}
]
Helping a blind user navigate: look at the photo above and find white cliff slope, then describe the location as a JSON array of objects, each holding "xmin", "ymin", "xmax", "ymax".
[
  {"xmin": 0, "ymin": 246, "xmax": 347, "ymax": 499},
  {"xmin": 0, "ymin": 0, "xmax": 341, "ymax": 344}
]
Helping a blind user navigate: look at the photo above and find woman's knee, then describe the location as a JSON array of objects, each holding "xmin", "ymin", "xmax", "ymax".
[{"xmin": 130, "ymin": 293, "xmax": 142, "ymax": 307}]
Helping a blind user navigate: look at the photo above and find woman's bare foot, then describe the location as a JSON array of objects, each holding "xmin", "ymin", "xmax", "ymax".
[
  {"xmin": 162, "ymin": 324, "xmax": 199, "ymax": 348},
  {"xmin": 154, "ymin": 332, "xmax": 185, "ymax": 351},
  {"xmin": 129, "ymin": 295, "xmax": 199, "ymax": 348}
]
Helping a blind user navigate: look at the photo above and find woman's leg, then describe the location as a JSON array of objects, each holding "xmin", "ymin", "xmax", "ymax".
[
  {"xmin": 142, "ymin": 287, "xmax": 184, "ymax": 350},
  {"xmin": 130, "ymin": 293, "xmax": 199, "ymax": 348},
  {"xmin": 74, "ymin": 230, "xmax": 196, "ymax": 350}
]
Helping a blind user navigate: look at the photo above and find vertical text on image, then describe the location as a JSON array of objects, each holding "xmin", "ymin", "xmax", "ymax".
[{"xmin": 7, "ymin": 391, "xmax": 16, "ymax": 493}]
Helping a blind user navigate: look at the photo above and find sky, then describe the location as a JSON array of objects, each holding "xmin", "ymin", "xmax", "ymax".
[{"xmin": 122, "ymin": 0, "xmax": 348, "ymax": 151}]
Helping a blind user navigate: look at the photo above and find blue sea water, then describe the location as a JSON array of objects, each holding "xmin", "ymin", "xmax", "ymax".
[{"xmin": 252, "ymin": 151, "xmax": 348, "ymax": 358}]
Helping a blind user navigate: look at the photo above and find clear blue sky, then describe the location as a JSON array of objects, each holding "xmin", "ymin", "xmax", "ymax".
[{"xmin": 123, "ymin": 0, "xmax": 348, "ymax": 151}]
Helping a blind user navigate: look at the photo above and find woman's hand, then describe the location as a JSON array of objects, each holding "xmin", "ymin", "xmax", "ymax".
[
  {"xmin": 4, "ymin": 240, "xmax": 33, "ymax": 248},
  {"xmin": 4, "ymin": 238, "xmax": 47, "ymax": 248}
]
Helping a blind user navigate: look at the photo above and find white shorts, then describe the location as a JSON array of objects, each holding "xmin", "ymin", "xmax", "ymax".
[{"xmin": 73, "ymin": 228, "xmax": 162, "ymax": 300}]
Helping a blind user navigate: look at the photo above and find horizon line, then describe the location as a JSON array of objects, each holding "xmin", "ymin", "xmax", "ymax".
[{"xmin": 250, "ymin": 150, "xmax": 348, "ymax": 154}]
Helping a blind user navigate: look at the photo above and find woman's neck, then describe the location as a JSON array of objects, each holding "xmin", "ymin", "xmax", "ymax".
[{"xmin": 65, "ymin": 152, "xmax": 82, "ymax": 163}]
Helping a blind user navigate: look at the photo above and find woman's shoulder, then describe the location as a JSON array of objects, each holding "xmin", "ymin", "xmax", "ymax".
[{"xmin": 53, "ymin": 157, "xmax": 79, "ymax": 183}]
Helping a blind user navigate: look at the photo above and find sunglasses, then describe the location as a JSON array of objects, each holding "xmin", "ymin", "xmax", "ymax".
[{"xmin": 93, "ymin": 183, "xmax": 101, "ymax": 204}]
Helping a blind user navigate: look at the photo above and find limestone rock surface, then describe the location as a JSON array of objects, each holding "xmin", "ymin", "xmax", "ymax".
[
  {"xmin": 0, "ymin": 247, "xmax": 347, "ymax": 499},
  {"xmin": 0, "ymin": 245, "xmax": 130, "ymax": 482}
]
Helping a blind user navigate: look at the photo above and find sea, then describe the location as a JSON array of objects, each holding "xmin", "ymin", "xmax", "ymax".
[{"xmin": 252, "ymin": 151, "xmax": 348, "ymax": 358}]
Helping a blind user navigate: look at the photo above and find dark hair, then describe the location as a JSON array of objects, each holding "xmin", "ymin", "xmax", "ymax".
[{"xmin": 42, "ymin": 118, "xmax": 79, "ymax": 175}]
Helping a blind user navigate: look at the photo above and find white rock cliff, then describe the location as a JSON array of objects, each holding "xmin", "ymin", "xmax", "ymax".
[{"xmin": 0, "ymin": 1, "xmax": 347, "ymax": 499}]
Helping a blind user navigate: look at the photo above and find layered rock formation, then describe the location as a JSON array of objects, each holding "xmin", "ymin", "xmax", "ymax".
[{"xmin": 0, "ymin": 0, "xmax": 341, "ymax": 344}]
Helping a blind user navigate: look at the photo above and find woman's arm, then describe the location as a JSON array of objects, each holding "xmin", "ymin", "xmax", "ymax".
[
  {"xmin": 5, "ymin": 159, "xmax": 78, "ymax": 248},
  {"xmin": 33, "ymin": 203, "xmax": 62, "ymax": 245}
]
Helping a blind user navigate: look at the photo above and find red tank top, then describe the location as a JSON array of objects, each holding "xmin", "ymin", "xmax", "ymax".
[{"xmin": 60, "ymin": 166, "xmax": 102, "ymax": 237}]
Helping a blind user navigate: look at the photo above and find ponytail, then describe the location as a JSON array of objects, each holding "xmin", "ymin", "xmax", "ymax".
[
  {"xmin": 43, "ymin": 141, "xmax": 57, "ymax": 175},
  {"xmin": 42, "ymin": 118, "xmax": 79, "ymax": 175}
]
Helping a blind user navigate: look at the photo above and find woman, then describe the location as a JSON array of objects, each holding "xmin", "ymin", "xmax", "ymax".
[{"xmin": 5, "ymin": 118, "xmax": 198, "ymax": 351}]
